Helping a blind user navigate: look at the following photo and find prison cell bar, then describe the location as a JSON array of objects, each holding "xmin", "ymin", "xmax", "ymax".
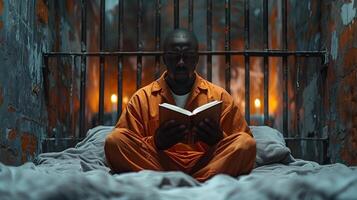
[
  {"xmin": 79, "ymin": 0, "xmax": 87, "ymax": 138},
  {"xmin": 71, "ymin": 55, "xmax": 77, "ymax": 138},
  {"xmin": 225, "ymin": 0, "xmax": 231, "ymax": 94},
  {"xmin": 295, "ymin": 56, "xmax": 301, "ymax": 137},
  {"xmin": 117, "ymin": 0, "xmax": 124, "ymax": 119},
  {"xmin": 206, "ymin": 0, "xmax": 212, "ymax": 82},
  {"xmin": 188, "ymin": 0, "xmax": 193, "ymax": 31},
  {"xmin": 282, "ymin": 0, "xmax": 288, "ymax": 136},
  {"xmin": 99, "ymin": 0, "xmax": 105, "ymax": 125},
  {"xmin": 137, "ymin": 0, "xmax": 143, "ymax": 90},
  {"xmin": 244, "ymin": 0, "xmax": 250, "ymax": 124},
  {"xmin": 155, "ymin": 0, "xmax": 161, "ymax": 79},
  {"xmin": 43, "ymin": 50, "xmax": 327, "ymax": 139},
  {"xmin": 43, "ymin": 0, "xmax": 328, "ymax": 141},
  {"xmin": 263, "ymin": 0, "xmax": 269, "ymax": 125},
  {"xmin": 45, "ymin": 50, "xmax": 326, "ymax": 57},
  {"xmin": 42, "ymin": 54, "xmax": 49, "ymax": 114},
  {"xmin": 174, "ymin": 0, "xmax": 179, "ymax": 29}
]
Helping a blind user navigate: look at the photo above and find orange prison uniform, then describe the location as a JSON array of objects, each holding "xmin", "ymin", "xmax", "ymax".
[{"xmin": 105, "ymin": 71, "xmax": 256, "ymax": 182}]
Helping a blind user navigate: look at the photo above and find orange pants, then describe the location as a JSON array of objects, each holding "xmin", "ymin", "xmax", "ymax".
[{"xmin": 104, "ymin": 129, "xmax": 256, "ymax": 182}]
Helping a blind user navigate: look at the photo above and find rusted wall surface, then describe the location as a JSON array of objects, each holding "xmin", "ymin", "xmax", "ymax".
[
  {"xmin": 285, "ymin": 0, "xmax": 356, "ymax": 164},
  {"xmin": 0, "ymin": 0, "xmax": 80, "ymax": 165},
  {"xmin": 285, "ymin": 0, "xmax": 327, "ymax": 162},
  {"xmin": 288, "ymin": 0, "xmax": 356, "ymax": 164},
  {"xmin": 0, "ymin": 0, "xmax": 49, "ymax": 165},
  {"xmin": 320, "ymin": 0, "xmax": 357, "ymax": 165}
]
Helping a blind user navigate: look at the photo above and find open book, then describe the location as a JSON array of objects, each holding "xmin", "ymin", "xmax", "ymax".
[{"xmin": 159, "ymin": 100, "xmax": 222, "ymax": 144}]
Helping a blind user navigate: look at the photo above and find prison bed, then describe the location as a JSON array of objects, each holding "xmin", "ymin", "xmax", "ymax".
[{"xmin": 0, "ymin": 126, "xmax": 356, "ymax": 200}]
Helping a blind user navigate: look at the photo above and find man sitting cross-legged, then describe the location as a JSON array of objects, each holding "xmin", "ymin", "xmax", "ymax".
[{"xmin": 104, "ymin": 28, "xmax": 256, "ymax": 182}]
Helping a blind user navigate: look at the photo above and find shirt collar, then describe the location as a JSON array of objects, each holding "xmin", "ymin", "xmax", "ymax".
[{"xmin": 151, "ymin": 71, "xmax": 208, "ymax": 94}]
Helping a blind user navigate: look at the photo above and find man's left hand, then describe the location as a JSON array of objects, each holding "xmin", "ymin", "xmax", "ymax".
[{"xmin": 194, "ymin": 118, "xmax": 223, "ymax": 146}]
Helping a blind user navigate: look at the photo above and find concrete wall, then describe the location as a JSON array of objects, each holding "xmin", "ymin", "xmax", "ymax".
[
  {"xmin": 0, "ymin": 0, "xmax": 81, "ymax": 165},
  {"xmin": 320, "ymin": 0, "xmax": 356, "ymax": 165},
  {"xmin": 286, "ymin": 0, "xmax": 356, "ymax": 164},
  {"xmin": 0, "ymin": 0, "xmax": 50, "ymax": 165}
]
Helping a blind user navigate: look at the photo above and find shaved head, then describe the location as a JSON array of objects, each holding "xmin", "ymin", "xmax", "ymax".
[{"xmin": 163, "ymin": 29, "xmax": 198, "ymax": 51}]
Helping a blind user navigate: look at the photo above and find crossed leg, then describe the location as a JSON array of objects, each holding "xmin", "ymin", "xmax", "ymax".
[{"xmin": 104, "ymin": 128, "xmax": 256, "ymax": 182}]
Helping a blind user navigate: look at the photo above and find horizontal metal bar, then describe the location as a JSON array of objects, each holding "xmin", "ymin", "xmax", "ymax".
[
  {"xmin": 44, "ymin": 50, "xmax": 327, "ymax": 57},
  {"xmin": 284, "ymin": 137, "xmax": 329, "ymax": 141},
  {"xmin": 43, "ymin": 137, "xmax": 84, "ymax": 141},
  {"xmin": 42, "ymin": 138, "xmax": 84, "ymax": 153},
  {"xmin": 42, "ymin": 137, "xmax": 328, "ymax": 142}
]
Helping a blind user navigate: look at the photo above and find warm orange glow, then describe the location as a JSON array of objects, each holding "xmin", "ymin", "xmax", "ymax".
[
  {"xmin": 111, "ymin": 94, "xmax": 118, "ymax": 104},
  {"xmin": 254, "ymin": 98, "xmax": 261, "ymax": 108},
  {"xmin": 123, "ymin": 96, "xmax": 129, "ymax": 104}
]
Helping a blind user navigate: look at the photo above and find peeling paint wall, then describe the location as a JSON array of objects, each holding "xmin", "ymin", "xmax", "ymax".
[
  {"xmin": 283, "ymin": 0, "xmax": 325, "ymax": 162},
  {"xmin": 321, "ymin": 0, "xmax": 357, "ymax": 165},
  {"xmin": 0, "ymin": 0, "xmax": 49, "ymax": 165},
  {"xmin": 286, "ymin": 0, "xmax": 356, "ymax": 164},
  {"xmin": 0, "ymin": 0, "xmax": 80, "ymax": 165}
]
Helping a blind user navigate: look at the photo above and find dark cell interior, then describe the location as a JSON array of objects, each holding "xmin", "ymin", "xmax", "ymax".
[{"xmin": 0, "ymin": 0, "xmax": 356, "ymax": 198}]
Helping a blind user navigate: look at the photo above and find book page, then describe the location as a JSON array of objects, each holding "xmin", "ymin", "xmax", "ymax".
[
  {"xmin": 192, "ymin": 101, "xmax": 222, "ymax": 127},
  {"xmin": 159, "ymin": 103, "xmax": 192, "ymax": 129},
  {"xmin": 192, "ymin": 100, "xmax": 222, "ymax": 114},
  {"xmin": 159, "ymin": 103, "xmax": 193, "ymax": 116}
]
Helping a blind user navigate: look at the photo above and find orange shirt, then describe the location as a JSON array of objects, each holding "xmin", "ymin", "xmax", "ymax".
[{"xmin": 116, "ymin": 71, "xmax": 252, "ymax": 170}]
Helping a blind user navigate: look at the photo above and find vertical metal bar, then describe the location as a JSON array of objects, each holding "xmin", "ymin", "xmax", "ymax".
[
  {"xmin": 174, "ymin": 0, "xmax": 179, "ymax": 29},
  {"xmin": 295, "ymin": 57, "xmax": 301, "ymax": 137},
  {"xmin": 117, "ymin": 0, "xmax": 124, "ymax": 118},
  {"xmin": 206, "ymin": 0, "xmax": 212, "ymax": 82},
  {"xmin": 71, "ymin": 55, "xmax": 76, "ymax": 137},
  {"xmin": 42, "ymin": 54, "xmax": 49, "ymax": 116},
  {"xmin": 282, "ymin": 0, "xmax": 288, "ymax": 136},
  {"xmin": 263, "ymin": 0, "xmax": 269, "ymax": 125},
  {"xmin": 244, "ymin": 0, "xmax": 250, "ymax": 124},
  {"xmin": 79, "ymin": 0, "xmax": 87, "ymax": 137},
  {"xmin": 137, "ymin": 0, "xmax": 143, "ymax": 89},
  {"xmin": 188, "ymin": 0, "xmax": 193, "ymax": 31},
  {"xmin": 224, "ymin": 0, "xmax": 231, "ymax": 93},
  {"xmin": 155, "ymin": 0, "xmax": 161, "ymax": 79},
  {"xmin": 99, "ymin": 0, "xmax": 105, "ymax": 125}
]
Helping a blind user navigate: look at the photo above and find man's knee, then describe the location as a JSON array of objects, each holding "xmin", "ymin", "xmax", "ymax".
[
  {"xmin": 104, "ymin": 129, "xmax": 132, "ymax": 163},
  {"xmin": 104, "ymin": 129, "xmax": 135, "ymax": 171},
  {"xmin": 231, "ymin": 133, "xmax": 256, "ymax": 156},
  {"xmin": 230, "ymin": 133, "xmax": 256, "ymax": 174},
  {"xmin": 242, "ymin": 133, "xmax": 256, "ymax": 152},
  {"xmin": 104, "ymin": 129, "xmax": 130, "ymax": 153}
]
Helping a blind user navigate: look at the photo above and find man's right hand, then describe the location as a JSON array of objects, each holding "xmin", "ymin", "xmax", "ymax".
[{"xmin": 154, "ymin": 120, "xmax": 189, "ymax": 150}]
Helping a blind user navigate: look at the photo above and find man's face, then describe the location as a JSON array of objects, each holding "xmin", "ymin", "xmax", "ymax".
[{"xmin": 163, "ymin": 33, "xmax": 198, "ymax": 84}]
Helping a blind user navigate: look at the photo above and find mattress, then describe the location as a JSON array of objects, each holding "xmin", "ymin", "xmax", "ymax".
[{"xmin": 0, "ymin": 126, "xmax": 356, "ymax": 200}]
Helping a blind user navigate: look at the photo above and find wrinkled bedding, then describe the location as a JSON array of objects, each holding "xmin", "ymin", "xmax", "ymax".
[{"xmin": 0, "ymin": 126, "xmax": 356, "ymax": 200}]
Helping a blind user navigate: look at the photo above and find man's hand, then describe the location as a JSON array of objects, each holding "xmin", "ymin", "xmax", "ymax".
[
  {"xmin": 194, "ymin": 118, "xmax": 223, "ymax": 146},
  {"xmin": 154, "ymin": 120, "xmax": 190, "ymax": 150}
]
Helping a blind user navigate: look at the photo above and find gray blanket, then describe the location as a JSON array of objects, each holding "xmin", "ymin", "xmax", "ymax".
[{"xmin": 0, "ymin": 126, "xmax": 356, "ymax": 200}]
